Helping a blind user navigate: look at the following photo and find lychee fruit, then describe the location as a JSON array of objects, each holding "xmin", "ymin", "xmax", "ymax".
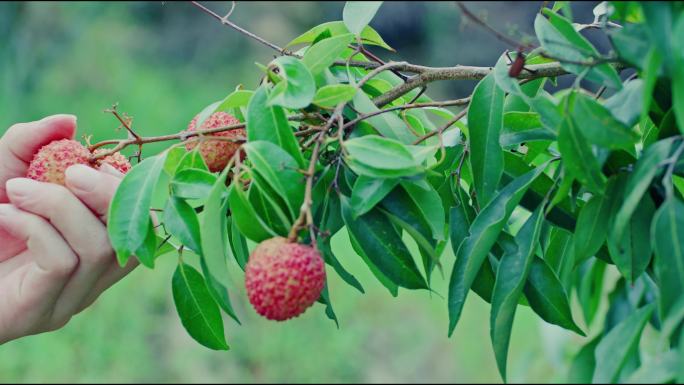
[
  {"xmin": 26, "ymin": 139, "xmax": 131, "ymax": 185},
  {"xmin": 93, "ymin": 149, "xmax": 132, "ymax": 174},
  {"xmin": 245, "ymin": 237, "xmax": 326, "ymax": 321},
  {"xmin": 184, "ymin": 111, "xmax": 245, "ymax": 173}
]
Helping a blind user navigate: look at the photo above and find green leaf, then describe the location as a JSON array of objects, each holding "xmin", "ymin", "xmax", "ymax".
[
  {"xmin": 312, "ymin": 84, "xmax": 357, "ymax": 108},
  {"xmin": 613, "ymin": 138, "xmax": 676, "ymax": 242},
  {"xmin": 344, "ymin": 135, "xmax": 423, "ymax": 177},
  {"xmin": 609, "ymin": 23, "xmax": 651, "ymax": 70},
  {"xmin": 134, "ymin": 220, "xmax": 159, "ymax": 268},
  {"xmin": 228, "ymin": 181, "xmax": 278, "ymax": 242},
  {"xmin": 350, "ymin": 175, "xmax": 398, "ymax": 218},
  {"xmin": 400, "ymin": 180, "xmax": 446, "ymax": 241},
  {"xmin": 672, "ymin": 13, "xmax": 684, "ymax": 134},
  {"xmin": 523, "ymin": 257, "xmax": 584, "ymax": 335},
  {"xmin": 625, "ymin": 349, "xmax": 680, "ymax": 384},
  {"xmin": 227, "ymin": 216, "xmax": 249, "ymax": 270},
  {"xmin": 170, "ymin": 169, "xmax": 218, "ymax": 200},
  {"xmin": 267, "ymin": 56, "xmax": 316, "ymax": 110},
  {"xmin": 448, "ymin": 164, "xmax": 546, "ymax": 335},
  {"xmin": 247, "ymin": 85, "xmax": 305, "ymax": 168},
  {"xmin": 108, "ymin": 152, "xmax": 168, "ymax": 266},
  {"xmin": 173, "ymin": 148, "xmax": 209, "ymax": 174},
  {"xmin": 607, "ymin": 194, "xmax": 655, "ymax": 283},
  {"xmin": 317, "ymin": 236, "xmax": 364, "ymax": 294},
  {"xmin": 603, "ymin": 79, "xmax": 644, "ymax": 128},
  {"xmin": 468, "ymin": 73, "xmax": 505, "ymax": 206},
  {"xmin": 568, "ymin": 336, "xmax": 601, "ymax": 383},
  {"xmin": 303, "ymin": 33, "xmax": 355, "ymax": 75},
  {"xmin": 286, "ymin": 21, "xmax": 393, "ymax": 51},
  {"xmin": 558, "ymin": 116, "xmax": 606, "ymax": 194},
  {"xmin": 244, "ymin": 141, "xmax": 305, "ymax": 220},
  {"xmin": 199, "ymin": 170, "xmax": 240, "ymax": 323},
  {"xmin": 652, "ymin": 198, "xmax": 684, "ymax": 319},
  {"xmin": 576, "ymin": 259, "xmax": 607, "ymax": 327},
  {"xmin": 501, "ymin": 111, "xmax": 556, "ymax": 147},
  {"xmin": 490, "ymin": 206, "xmax": 545, "ymax": 381},
  {"xmin": 535, "ymin": 11, "xmax": 622, "ymax": 88},
  {"xmin": 172, "ymin": 263, "xmax": 229, "ymax": 351},
  {"xmin": 215, "ymin": 90, "xmax": 254, "ymax": 113},
  {"xmin": 571, "ymin": 93, "xmax": 639, "ymax": 150},
  {"xmin": 574, "ymin": 185, "xmax": 613, "ymax": 263},
  {"xmin": 347, "ymin": 227, "xmax": 398, "ymax": 296},
  {"xmin": 351, "ymin": 91, "xmax": 415, "ymax": 143},
  {"xmin": 343, "ymin": 1, "xmax": 383, "ymax": 35},
  {"xmin": 341, "ymin": 196, "xmax": 427, "ymax": 290},
  {"xmin": 163, "ymin": 197, "xmax": 202, "ymax": 255},
  {"xmin": 593, "ymin": 304, "xmax": 655, "ymax": 383}
]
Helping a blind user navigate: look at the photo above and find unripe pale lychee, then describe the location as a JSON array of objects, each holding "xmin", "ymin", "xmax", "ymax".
[
  {"xmin": 26, "ymin": 139, "xmax": 131, "ymax": 185},
  {"xmin": 184, "ymin": 111, "xmax": 245, "ymax": 173},
  {"xmin": 245, "ymin": 237, "xmax": 326, "ymax": 321}
]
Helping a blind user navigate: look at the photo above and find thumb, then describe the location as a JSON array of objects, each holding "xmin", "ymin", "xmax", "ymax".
[{"xmin": 64, "ymin": 164, "xmax": 122, "ymax": 221}]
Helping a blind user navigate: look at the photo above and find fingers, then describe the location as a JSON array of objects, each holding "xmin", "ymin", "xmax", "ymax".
[
  {"xmin": 5, "ymin": 178, "xmax": 116, "ymax": 318},
  {"xmin": 5, "ymin": 178, "xmax": 113, "ymax": 264},
  {"xmin": 0, "ymin": 204, "xmax": 77, "ymax": 278},
  {"xmin": 0, "ymin": 115, "xmax": 76, "ymax": 202},
  {"xmin": 64, "ymin": 164, "xmax": 123, "ymax": 221}
]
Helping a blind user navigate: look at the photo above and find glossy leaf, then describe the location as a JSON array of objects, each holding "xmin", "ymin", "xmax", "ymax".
[
  {"xmin": 312, "ymin": 84, "xmax": 357, "ymax": 108},
  {"xmin": 592, "ymin": 304, "xmax": 655, "ymax": 383},
  {"xmin": 170, "ymin": 169, "xmax": 218, "ymax": 200},
  {"xmin": 228, "ymin": 181, "xmax": 278, "ymax": 242},
  {"xmin": 468, "ymin": 73, "xmax": 505, "ymax": 206},
  {"xmin": 571, "ymin": 93, "xmax": 639, "ymax": 150},
  {"xmin": 267, "ymin": 56, "xmax": 316, "ymax": 110},
  {"xmin": 652, "ymin": 198, "xmax": 684, "ymax": 319},
  {"xmin": 350, "ymin": 175, "xmax": 398, "ymax": 218},
  {"xmin": 244, "ymin": 141, "xmax": 305, "ymax": 220},
  {"xmin": 341, "ymin": 196, "xmax": 427, "ymax": 290},
  {"xmin": 108, "ymin": 152, "xmax": 168, "ymax": 266},
  {"xmin": 448, "ymin": 165, "xmax": 545, "ymax": 335},
  {"xmin": 607, "ymin": 194, "xmax": 655, "ymax": 283},
  {"xmin": 343, "ymin": 1, "xmax": 383, "ymax": 35},
  {"xmin": 303, "ymin": 33, "xmax": 354, "ymax": 75},
  {"xmin": 163, "ymin": 196, "xmax": 202, "ymax": 255},
  {"xmin": 286, "ymin": 21, "xmax": 393, "ymax": 51},
  {"xmin": 246, "ymin": 85, "xmax": 305, "ymax": 168},
  {"xmin": 490, "ymin": 206, "xmax": 545, "ymax": 381},
  {"xmin": 172, "ymin": 263, "xmax": 229, "ymax": 351},
  {"xmin": 535, "ymin": 11, "xmax": 621, "ymax": 88},
  {"xmin": 523, "ymin": 257, "xmax": 584, "ymax": 335},
  {"xmin": 558, "ymin": 116, "xmax": 606, "ymax": 194}
]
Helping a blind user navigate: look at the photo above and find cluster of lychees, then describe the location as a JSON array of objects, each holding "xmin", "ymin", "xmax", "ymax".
[{"xmin": 26, "ymin": 111, "xmax": 325, "ymax": 321}]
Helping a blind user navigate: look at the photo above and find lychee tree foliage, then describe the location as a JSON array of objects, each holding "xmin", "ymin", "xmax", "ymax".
[{"xmin": 86, "ymin": 1, "xmax": 684, "ymax": 382}]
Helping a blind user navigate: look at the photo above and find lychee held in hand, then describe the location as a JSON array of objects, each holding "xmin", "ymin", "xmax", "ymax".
[
  {"xmin": 26, "ymin": 139, "xmax": 131, "ymax": 185},
  {"xmin": 184, "ymin": 111, "xmax": 245, "ymax": 173},
  {"xmin": 245, "ymin": 237, "xmax": 327, "ymax": 321}
]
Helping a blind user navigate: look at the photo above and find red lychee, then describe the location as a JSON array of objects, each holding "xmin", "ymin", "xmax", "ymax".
[
  {"xmin": 245, "ymin": 237, "xmax": 326, "ymax": 321},
  {"xmin": 184, "ymin": 111, "xmax": 245, "ymax": 173},
  {"xmin": 93, "ymin": 150, "xmax": 132, "ymax": 175},
  {"xmin": 26, "ymin": 139, "xmax": 131, "ymax": 185}
]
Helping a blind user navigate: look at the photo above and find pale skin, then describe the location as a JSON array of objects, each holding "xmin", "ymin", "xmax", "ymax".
[{"xmin": 0, "ymin": 114, "xmax": 137, "ymax": 344}]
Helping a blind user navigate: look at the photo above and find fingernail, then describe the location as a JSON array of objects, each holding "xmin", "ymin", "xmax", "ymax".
[
  {"xmin": 41, "ymin": 114, "xmax": 77, "ymax": 124},
  {"xmin": 6, "ymin": 178, "xmax": 40, "ymax": 200},
  {"xmin": 65, "ymin": 164, "xmax": 100, "ymax": 193}
]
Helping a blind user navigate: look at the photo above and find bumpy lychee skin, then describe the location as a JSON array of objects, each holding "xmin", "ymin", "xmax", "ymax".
[
  {"xmin": 93, "ymin": 150, "xmax": 132, "ymax": 174},
  {"xmin": 245, "ymin": 237, "xmax": 326, "ymax": 321},
  {"xmin": 26, "ymin": 139, "xmax": 91, "ymax": 185},
  {"xmin": 184, "ymin": 111, "xmax": 245, "ymax": 173}
]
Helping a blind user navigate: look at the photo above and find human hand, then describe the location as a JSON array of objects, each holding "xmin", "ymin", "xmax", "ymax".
[{"xmin": 0, "ymin": 115, "xmax": 136, "ymax": 344}]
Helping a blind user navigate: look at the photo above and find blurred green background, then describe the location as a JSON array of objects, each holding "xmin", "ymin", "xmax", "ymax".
[{"xmin": 0, "ymin": 2, "xmax": 603, "ymax": 382}]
